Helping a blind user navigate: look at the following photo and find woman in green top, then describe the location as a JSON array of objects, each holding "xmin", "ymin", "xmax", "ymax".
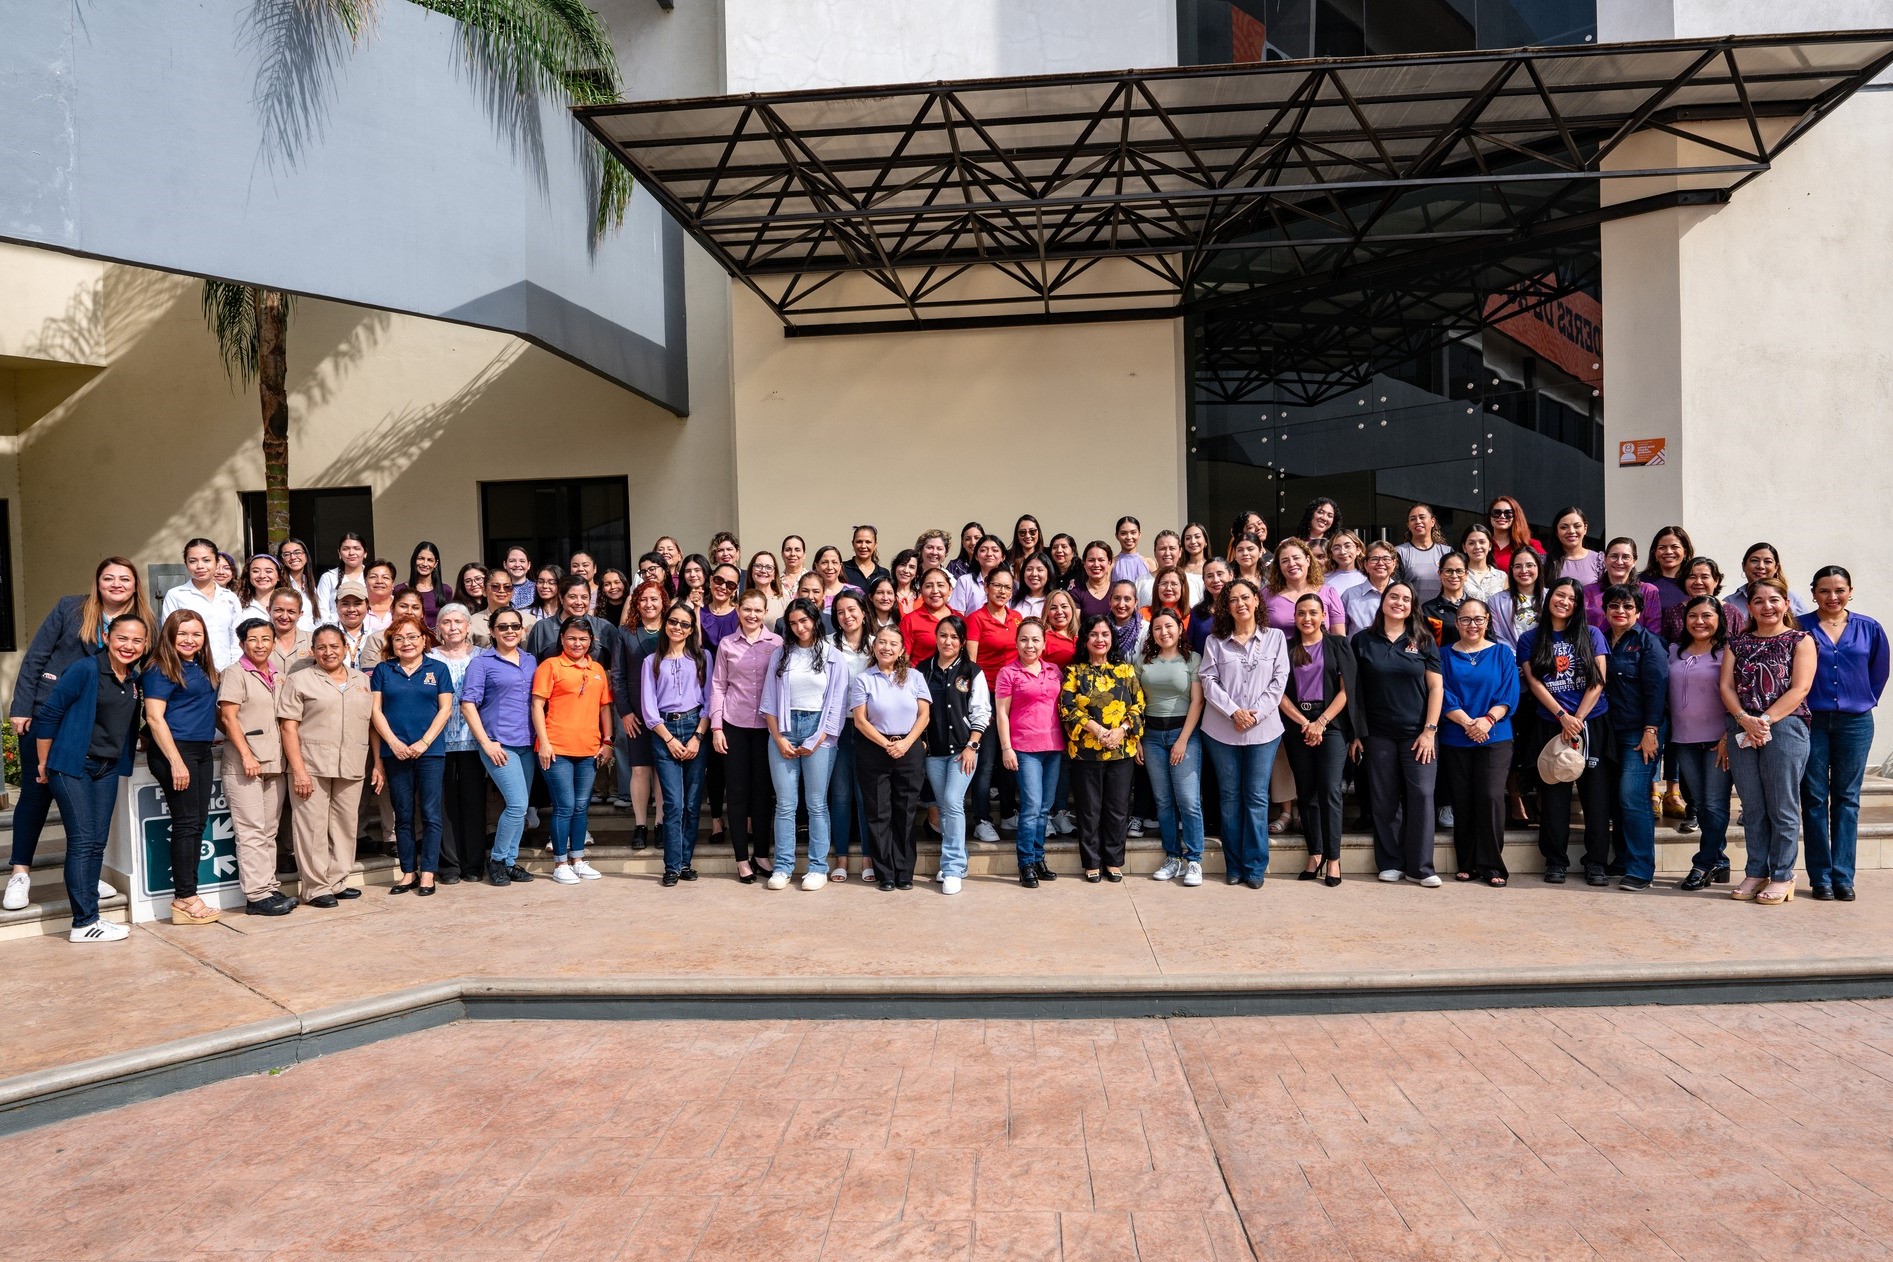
[
  {"xmin": 1135, "ymin": 609, "xmax": 1205, "ymax": 886},
  {"xmin": 1059, "ymin": 614, "xmax": 1147, "ymax": 883}
]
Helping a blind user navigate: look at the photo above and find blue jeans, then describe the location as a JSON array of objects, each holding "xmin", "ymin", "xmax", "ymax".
[
  {"xmin": 1013, "ymin": 750, "xmax": 1062, "ymax": 867},
  {"xmin": 828, "ymin": 727, "xmax": 869, "ymax": 860},
  {"xmin": 8, "ymin": 736, "xmax": 54, "ymax": 869},
  {"xmin": 1143, "ymin": 725, "xmax": 1204, "ymax": 861},
  {"xmin": 1673, "ymin": 740, "xmax": 1733, "ymax": 873},
  {"xmin": 1612, "ymin": 732, "xmax": 1661, "ymax": 883},
  {"xmin": 768, "ymin": 712, "xmax": 836, "ymax": 874},
  {"xmin": 1728, "ymin": 715, "xmax": 1810, "ymax": 882},
  {"xmin": 541, "ymin": 754, "xmax": 597, "ymax": 861},
  {"xmin": 652, "ymin": 713, "xmax": 707, "ymax": 872},
  {"xmin": 48, "ymin": 765, "xmax": 122, "ymax": 928},
  {"xmin": 925, "ymin": 751, "xmax": 977, "ymax": 878},
  {"xmin": 479, "ymin": 745, "xmax": 535, "ymax": 866},
  {"xmin": 1803, "ymin": 711, "xmax": 1874, "ymax": 888},
  {"xmin": 969, "ymin": 735, "xmax": 1014, "ymax": 829},
  {"xmin": 1205, "ymin": 735, "xmax": 1280, "ymax": 882},
  {"xmin": 384, "ymin": 756, "xmax": 445, "ymax": 875}
]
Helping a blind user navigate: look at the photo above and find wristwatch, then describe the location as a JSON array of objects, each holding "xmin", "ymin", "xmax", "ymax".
[{"xmin": 1424, "ymin": 723, "xmax": 1438, "ymax": 732}]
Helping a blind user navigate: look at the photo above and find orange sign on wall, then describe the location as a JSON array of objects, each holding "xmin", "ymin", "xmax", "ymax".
[
  {"xmin": 1231, "ymin": 9, "xmax": 1266, "ymax": 63},
  {"xmin": 1484, "ymin": 279, "xmax": 1603, "ymax": 390},
  {"xmin": 1617, "ymin": 437, "xmax": 1667, "ymax": 467}
]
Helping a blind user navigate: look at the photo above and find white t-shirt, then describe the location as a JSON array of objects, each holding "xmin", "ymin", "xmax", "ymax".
[
  {"xmin": 778, "ymin": 643, "xmax": 833, "ymax": 713},
  {"xmin": 160, "ymin": 582, "xmax": 246, "ymax": 671}
]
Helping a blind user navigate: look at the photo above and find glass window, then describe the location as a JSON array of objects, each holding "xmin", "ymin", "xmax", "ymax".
[
  {"xmin": 1475, "ymin": 0, "xmax": 1596, "ymax": 49},
  {"xmin": 240, "ymin": 486, "xmax": 374, "ymax": 565},
  {"xmin": 0, "ymin": 501, "xmax": 15, "ymax": 653},
  {"xmin": 479, "ymin": 477, "xmax": 630, "ymax": 575}
]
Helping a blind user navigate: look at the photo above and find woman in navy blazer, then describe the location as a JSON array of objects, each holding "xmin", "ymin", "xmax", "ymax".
[{"xmin": 33, "ymin": 612, "xmax": 152, "ymax": 941}]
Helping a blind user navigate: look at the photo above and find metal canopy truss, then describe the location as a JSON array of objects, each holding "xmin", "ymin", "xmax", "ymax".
[{"xmin": 578, "ymin": 31, "xmax": 1893, "ymax": 402}]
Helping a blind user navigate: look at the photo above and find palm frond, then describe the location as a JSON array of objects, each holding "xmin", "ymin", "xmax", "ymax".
[
  {"xmin": 201, "ymin": 281, "xmax": 295, "ymax": 388},
  {"xmin": 320, "ymin": 0, "xmax": 382, "ymax": 42}
]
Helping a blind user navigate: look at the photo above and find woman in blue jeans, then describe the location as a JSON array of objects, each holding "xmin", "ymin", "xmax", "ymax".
[
  {"xmin": 1799, "ymin": 566, "xmax": 1889, "ymax": 901},
  {"xmin": 34, "ymin": 612, "xmax": 150, "ymax": 943},
  {"xmin": 1198, "ymin": 579, "xmax": 1290, "ymax": 888},
  {"xmin": 825, "ymin": 593, "xmax": 873, "ymax": 881},
  {"xmin": 1670, "ymin": 596, "xmax": 1733, "ymax": 890},
  {"xmin": 642, "ymin": 603, "xmax": 712, "ymax": 885},
  {"xmin": 996, "ymin": 619, "xmax": 1065, "ymax": 887},
  {"xmin": 1135, "ymin": 610, "xmax": 1206, "ymax": 886},
  {"xmin": 370, "ymin": 615, "xmax": 455, "ymax": 895},
  {"xmin": 459, "ymin": 611, "xmax": 538, "ymax": 886},
  {"xmin": 1600, "ymin": 585, "xmax": 1669, "ymax": 891},
  {"xmin": 761, "ymin": 600, "xmax": 850, "ymax": 891},
  {"xmin": 917, "ymin": 616, "xmax": 990, "ymax": 896},
  {"xmin": 1721, "ymin": 577, "xmax": 1816, "ymax": 906},
  {"xmin": 531, "ymin": 617, "xmax": 616, "ymax": 886}
]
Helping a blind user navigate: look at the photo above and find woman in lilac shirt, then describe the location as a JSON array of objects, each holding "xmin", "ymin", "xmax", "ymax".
[
  {"xmin": 1799, "ymin": 565, "xmax": 1890, "ymax": 901},
  {"xmin": 1198, "ymin": 578, "xmax": 1290, "ymax": 889},
  {"xmin": 1581, "ymin": 537, "xmax": 1662, "ymax": 634},
  {"xmin": 710, "ymin": 589, "xmax": 783, "ymax": 883},
  {"xmin": 1670, "ymin": 596, "xmax": 1732, "ymax": 892},
  {"xmin": 459, "ymin": 611, "xmax": 538, "ymax": 886},
  {"xmin": 642, "ymin": 602, "xmax": 712, "ymax": 884},
  {"xmin": 849, "ymin": 626, "xmax": 933, "ymax": 891}
]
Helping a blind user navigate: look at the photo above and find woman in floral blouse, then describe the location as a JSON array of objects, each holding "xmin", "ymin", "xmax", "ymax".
[{"xmin": 1059, "ymin": 613, "xmax": 1146, "ymax": 883}]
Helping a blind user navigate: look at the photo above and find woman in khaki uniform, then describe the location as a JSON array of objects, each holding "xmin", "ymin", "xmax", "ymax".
[
  {"xmin": 278, "ymin": 625, "xmax": 377, "ymax": 908},
  {"xmin": 219, "ymin": 619, "xmax": 296, "ymax": 915},
  {"xmin": 266, "ymin": 588, "xmax": 311, "ymax": 676}
]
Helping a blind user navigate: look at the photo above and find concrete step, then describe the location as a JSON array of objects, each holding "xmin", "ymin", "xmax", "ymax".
[{"xmin": 0, "ymin": 890, "xmax": 132, "ymax": 941}]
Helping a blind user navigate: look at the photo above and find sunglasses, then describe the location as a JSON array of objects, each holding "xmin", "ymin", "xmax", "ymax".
[
  {"xmin": 493, "ymin": 621, "xmax": 522, "ymax": 632},
  {"xmin": 665, "ymin": 617, "xmax": 695, "ymax": 630},
  {"xmin": 711, "ymin": 575, "xmax": 738, "ymax": 587},
  {"xmin": 1489, "ymin": 506, "xmax": 1515, "ymax": 518}
]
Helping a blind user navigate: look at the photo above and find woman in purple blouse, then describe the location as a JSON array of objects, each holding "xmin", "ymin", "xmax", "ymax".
[
  {"xmin": 1198, "ymin": 578, "xmax": 1290, "ymax": 889},
  {"xmin": 1720, "ymin": 576, "xmax": 1816, "ymax": 906},
  {"xmin": 642, "ymin": 602, "xmax": 712, "ymax": 885},
  {"xmin": 1798, "ymin": 565, "xmax": 1890, "ymax": 900}
]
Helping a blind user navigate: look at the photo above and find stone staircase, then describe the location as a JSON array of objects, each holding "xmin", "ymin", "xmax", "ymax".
[{"xmin": 5, "ymin": 779, "xmax": 1891, "ymax": 937}]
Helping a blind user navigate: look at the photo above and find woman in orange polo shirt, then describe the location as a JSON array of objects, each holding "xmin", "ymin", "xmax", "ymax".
[{"xmin": 531, "ymin": 617, "xmax": 615, "ymax": 885}]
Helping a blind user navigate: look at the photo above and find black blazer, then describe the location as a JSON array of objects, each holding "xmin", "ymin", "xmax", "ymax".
[
  {"xmin": 10, "ymin": 595, "xmax": 95, "ymax": 721},
  {"xmin": 1282, "ymin": 633, "xmax": 1361, "ymax": 741}
]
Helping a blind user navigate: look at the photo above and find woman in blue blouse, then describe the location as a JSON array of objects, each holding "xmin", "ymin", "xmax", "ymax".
[
  {"xmin": 370, "ymin": 615, "xmax": 455, "ymax": 895},
  {"xmin": 142, "ymin": 611, "xmax": 223, "ymax": 924},
  {"xmin": 1439, "ymin": 599, "xmax": 1519, "ymax": 886},
  {"xmin": 34, "ymin": 612, "xmax": 151, "ymax": 942},
  {"xmin": 1600, "ymin": 585, "xmax": 1669, "ymax": 891},
  {"xmin": 1799, "ymin": 566, "xmax": 1890, "ymax": 900}
]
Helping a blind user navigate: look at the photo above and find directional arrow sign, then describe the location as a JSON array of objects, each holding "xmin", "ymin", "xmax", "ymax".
[{"xmin": 214, "ymin": 854, "xmax": 238, "ymax": 877}]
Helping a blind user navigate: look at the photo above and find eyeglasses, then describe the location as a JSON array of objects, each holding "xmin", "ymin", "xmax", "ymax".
[
  {"xmin": 665, "ymin": 617, "xmax": 695, "ymax": 630},
  {"xmin": 1455, "ymin": 615, "xmax": 1488, "ymax": 626},
  {"xmin": 1605, "ymin": 602, "xmax": 1639, "ymax": 613},
  {"xmin": 1440, "ymin": 567, "xmax": 1467, "ymax": 576}
]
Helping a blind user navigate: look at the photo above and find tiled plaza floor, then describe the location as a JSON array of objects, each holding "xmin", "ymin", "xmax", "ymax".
[
  {"xmin": 12, "ymin": 1000, "xmax": 1893, "ymax": 1259},
  {"xmin": 8, "ymin": 869, "xmax": 1893, "ymax": 1082}
]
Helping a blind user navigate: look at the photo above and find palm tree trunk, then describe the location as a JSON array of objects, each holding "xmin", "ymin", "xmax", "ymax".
[{"xmin": 257, "ymin": 287, "xmax": 291, "ymax": 547}]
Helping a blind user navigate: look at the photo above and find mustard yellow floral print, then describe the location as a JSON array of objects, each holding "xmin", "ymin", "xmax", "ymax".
[{"xmin": 1058, "ymin": 661, "xmax": 1146, "ymax": 761}]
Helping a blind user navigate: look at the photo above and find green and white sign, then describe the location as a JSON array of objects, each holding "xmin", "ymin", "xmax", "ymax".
[{"xmin": 135, "ymin": 779, "xmax": 240, "ymax": 899}]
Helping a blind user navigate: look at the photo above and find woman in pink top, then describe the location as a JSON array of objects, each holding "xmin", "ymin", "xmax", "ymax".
[
  {"xmin": 996, "ymin": 618, "xmax": 1064, "ymax": 888},
  {"xmin": 1265, "ymin": 538, "xmax": 1345, "ymax": 634},
  {"xmin": 709, "ymin": 590, "xmax": 784, "ymax": 881}
]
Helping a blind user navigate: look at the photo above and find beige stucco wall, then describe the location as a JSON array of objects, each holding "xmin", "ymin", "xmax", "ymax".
[
  {"xmin": 729, "ymin": 287, "xmax": 1185, "ymax": 561},
  {"xmin": 0, "ymin": 242, "xmax": 734, "ymax": 702},
  {"xmin": 1602, "ymin": 90, "xmax": 1893, "ymax": 761}
]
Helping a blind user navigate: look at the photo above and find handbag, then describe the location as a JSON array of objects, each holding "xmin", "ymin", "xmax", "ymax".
[{"xmin": 1536, "ymin": 723, "xmax": 1588, "ymax": 784}]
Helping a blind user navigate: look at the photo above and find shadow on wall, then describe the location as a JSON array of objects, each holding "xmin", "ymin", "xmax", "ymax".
[
  {"xmin": 20, "ymin": 265, "xmax": 188, "ymax": 370},
  {"xmin": 290, "ymin": 302, "xmax": 393, "ymax": 413},
  {"xmin": 311, "ymin": 342, "xmax": 527, "ymax": 492}
]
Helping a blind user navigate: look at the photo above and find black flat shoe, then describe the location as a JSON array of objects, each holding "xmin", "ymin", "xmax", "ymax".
[
  {"xmin": 1104, "ymin": 870, "xmax": 1123, "ymax": 883},
  {"xmin": 1678, "ymin": 868, "xmax": 1711, "ymax": 892},
  {"xmin": 1243, "ymin": 876, "xmax": 1264, "ymax": 889},
  {"xmin": 1811, "ymin": 884, "xmax": 1836, "ymax": 901},
  {"xmin": 507, "ymin": 865, "xmax": 535, "ymax": 883},
  {"xmin": 415, "ymin": 883, "xmax": 436, "ymax": 897},
  {"xmin": 1034, "ymin": 862, "xmax": 1058, "ymax": 882},
  {"xmin": 246, "ymin": 894, "xmax": 295, "ymax": 916},
  {"xmin": 878, "ymin": 880, "xmax": 896, "ymax": 891},
  {"xmin": 388, "ymin": 880, "xmax": 416, "ymax": 895},
  {"xmin": 336, "ymin": 887, "xmax": 362, "ymax": 900},
  {"xmin": 1083, "ymin": 871, "xmax": 1102, "ymax": 883},
  {"xmin": 1837, "ymin": 884, "xmax": 1857, "ymax": 902},
  {"xmin": 896, "ymin": 881, "xmax": 914, "ymax": 891},
  {"xmin": 1019, "ymin": 866, "xmax": 1040, "ymax": 888},
  {"xmin": 437, "ymin": 873, "xmax": 461, "ymax": 886},
  {"xmin": 1544, "ymin": 868, "xmax": 1567, "ymax": 884},
  {"xmin": 306, "ymin": 894, "xmax": 339, "ymax": 908},
  {"xmin": 661, "ymin": 870, "xmax": 680, "ymax": 887}
]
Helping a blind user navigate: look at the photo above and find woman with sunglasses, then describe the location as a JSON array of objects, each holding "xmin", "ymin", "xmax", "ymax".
[
  {"xmin": 461, "ymin": 607, "xmax": 538, "ymax": 886},
  {"xmin": 1486, "ymin": 496, "xmax": 1541, "ymax": 574}
]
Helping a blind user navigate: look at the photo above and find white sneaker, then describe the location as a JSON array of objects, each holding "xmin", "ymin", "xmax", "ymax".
[
  {"xmin": 571, "ymin": 858, "xmax": 602, "ymax": 880},
  {"xmin": 942, "ymin": 875, "xmax": 963, "ymax": 896},
  {"xmin": 97, "ymin": 878, "xmax": 117, "ymax": 899},
  {"xmin": 766, "ymin": 871, "xmax": 791, "ymax": 890},
  {"xmin": 1000, "ymin": 814, "xmax": 1018, "ymax": 832},
  {"xmin": 1378, "ymin": 869, "xmax": 1404, "ymax": 883},
  {"xmin": 1181, "ymin": 861, "xmax": 1204, "ymax": 887},
  {"xmin": 1127, "ymin": 818, "xmax": 1145, "ymax": 837},
  {"xmin": 933, "ymin": 871, "xmax": 945, "ymax": 883},
  {"xmin": 972, "ymin": 821, "xmax": 1000, "ymax": 843},
  {"xmin": 801, "ymin": 871, "xmax": 827, "ymax": 891},
  {"xmin": 69, "ymin": 919, "xmax": 129, "ymax": 943},
  {"xmin": 552, "ymin": 864, "xmax": 580, "ymax": 885},
  {"xmin": 1152, "ymin": 857, "xmax": 1182, "ymax": 882},
  {"xmin": 1418, "ymin": 874, "xmax": 1443, "ymax": 887},
  {"xmin": 3, "ymin": 872, "xmax": 29, "ymax": 911}
]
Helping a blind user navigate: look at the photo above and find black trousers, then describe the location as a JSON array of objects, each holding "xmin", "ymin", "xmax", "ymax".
[
  {"xmin": 1365, "ymin": 733, "xmax": 1437, "ymax": 879},
  {"xmin": 440, "ymin": 750, "xmax": 489, "ymax": 877},
  {"xmin": 1537, "ymin": 714, "xmax": 1610, "ymax": 871},
  {"xmin": 1284, "ymin": 723, "xmax": 1348, "ymax": 861},
  {"xmin": 1444, "ymin": 741, "xmax": 1511, "ymax": 878},
  {"xmin": 856, "ymin": 738, "xmax": 925, "ymax": 884},
  {"xmin": 149, "ymin": 741, "xmax": 215, "ymax": 899},
  {"xmin": 1071, "ymin": 758, "xmax": 1133, "ymax": 871},
  {"xmin": 721, "ymin": 725, "xmax": 774, "ymax": 864}
]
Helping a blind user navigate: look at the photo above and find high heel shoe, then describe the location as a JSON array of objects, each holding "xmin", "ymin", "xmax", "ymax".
[
  {"xmin": 1299, "ymin": 867, "xmax": 1320, "ymax": 881},
  {"xmin": 1756, "ymin": 881, "xmax": 1795, "ymax": 906},
  {"xmin": 1323, "ymin": 865, "xmax": 1341, "ymax": 888},
  {"xmin": 1730, "ymin": 878, "xmax": 1765, "ymax": 902},
  {"xmin": 737, "ymin": 862, "xmax": 756, "ymax": 885},
  {"xmin": 170, "ymin": 900, "xmax": 220, "ymax": 925}
]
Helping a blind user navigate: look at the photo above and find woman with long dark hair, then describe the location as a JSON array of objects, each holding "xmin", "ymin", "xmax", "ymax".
[
  {"xmin": 900, "ymin": 568, "xmax": 956, "ymax": 665},
  {"xmin": 372, "ymin": 615, "xmax": 454, "ymax": 895},
  {"xmin": 951, "ymin": 535, "xmax": 1009, "ymax": 616},
  {"xmin": 761, "ymin": 598, "xmax": 849, "ymax": 890},
  {"xmin": 1294, "ymin": 497, "xmax": 1341, "ymax": 545},
  {"xmin": 966, "ymin": 567, "xmax": 1022, "ymax": 843},
  {"xmin": 1551, "ymin": 507, "xmax": 1603, "ymax": 587},
  {"xmin": 1278, "ymin": 594, "xmax": 1355, "ymax": 887},
  {"xmin": 1059, "ymin": 613, "xmax": 1146, "ymax": 883},
  {"xmin": 143, "ymin": 610, "xmax": 223, "ymax": 924},
  {"xmin": 949, "ymin": 522, "xmax": 986, "ymax": 580},
  {"xmin": 1013, "ymin": 552, "xmax": 1055, "ymax": 618},
  {"xmin": 1048, "ymin": 533, "xmax": 1081, "ymax": 591},
  {"xmin": 1599, "ymin": 584, "xmax": 1669, "ymax": 891},
  {"xmin": 710, "ymin": 588, "xmax": 783, "ymax": 883},
  {"xmin": 1200, "ymin": 578, "xmax": 1289, "ymax": 889},
  {"xmin": 1798, "ymin": 566, "xmax": 1888, "ymax": 901},
  {"xmin": 891, "ymin": 549, "xmax": 922, "ymax": 616},
  {"xmin": 638, "ymin": 602, "xmax": 709, "ymax": 884},
  {"xmin": 1670, "ymin": 595, "xmax": 1733, "ymax": 891},
  {"xmin": 1350, "ymin": 582, "xmax": 1444, "ymax": 887},
  {"xmin": 1007, "ymin": 515, "xmax": 1043, "ymax": 573},
  {"xmin": 1519, "ymin": 577, "xmax": 1610, "ymax": 884},
  {"xmin": 1073, "ymin": 540, "xmax": 1116, "ymax": 621},
  {"xmin": 461, "ymin": 606, "xmax": 538, "ymax": 886},
  {"xmin": 315, "ymin": 532, "xmax": 368, "ymax": 623},
  {"xmin": 918, "ymin": 615, "xmax": 989, "ymax": 896},
  {"xmin": 1225, "ymin": 510, "xmax": 1268, "ymax": 561},
  {"xmin": 161, "ymin": 537, "xmax": 245, "ymax": 670},
  {"xmin": 236, "ymin": 553, "xmax": 282, "ymax": 626},
  {"xmin": 1188, "ymin": 559, "xmax": 1230, "ymax": 655},
  {"xmin": 1722, "ymin": 576, "xmax": 1816, "ymax": 905},
  {"xmin": 825, "ymin": 591, "xmax": 874, "ymax": 882},
  {"xmin": 405, "ymin": 541, "xmax": 451, "ymax": 626},
  {"xmin": 276, "ymin": 537, "xmax": 320, "ymax": 631}
]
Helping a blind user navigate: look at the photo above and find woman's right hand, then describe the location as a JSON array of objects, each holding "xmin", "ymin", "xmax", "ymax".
[
  {"xmin": 292, "ymin": 772, "xmax": 314, "ymax": 799},
  {"xmin": 1558, "ymin": 712, "xmax": 1583, "ymax": 742},
  {"xmin": 170, "ymin": 764, "xmax": 191, "ymax": 792},
  {"xmin": 240, "ymin": 755, "xmax": 261, "ymax": 780},
  {"xmin": 1348, "ymin": 739, "xmax": 1363, "ymax": 763},
  {"xmin": 538, "ymin": 745, "xmax": 554, "ymax": 770},
  {"xmin": 10, "ymin": 718, "xmax": 27, "ymax": 736},
  {"xmin": 1002, "ymin": 748, "xmax": 1018, "ymax": 772},
  {"xmin": 774, "ymin": 735, "xmax": 798, "ymax": 759},
  {"xmin": 483, "ymin": 741, "xmax": 509, "ymax": 768}
]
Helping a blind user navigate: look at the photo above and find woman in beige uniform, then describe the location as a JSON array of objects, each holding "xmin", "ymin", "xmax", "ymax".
[
  {"xmin": 219, "ymin": 619, "xmax": 297, "ymax": 915},
  {"xmin": 266, "ymin": 588, "xmax": 311, "ymax": 675},
  {"xmin": 277, "ymin": 624, "xmax": 377, "ymax": 907}
]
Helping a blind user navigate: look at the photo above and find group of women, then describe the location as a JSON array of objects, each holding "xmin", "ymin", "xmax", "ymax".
[{"xmin": 8, "ymin": 499, "xmax": 1885, "ymax": 941}]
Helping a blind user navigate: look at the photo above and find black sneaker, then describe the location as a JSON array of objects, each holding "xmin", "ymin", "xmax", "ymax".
[
  {"xmin": 245, "ymin": 894, "xmax": 295, "ymax": 916},
  {"xmin": 631, "ymin": 826, "xmax": 650, "ymax": 853},
  {"xmin": 1543, "ymin": 868, "xmax": 1567, "ymax": 884},
  {"xmin": 680, "ymin": 867, "xmax": 699, "ymax": 881},
  {"xmin": 1584, "ymin": 867, "xmax": 1610, "ymax": 887},
  {"xmin": 662, "ymin": 870, "xmax": 680, "ymax": 887},
  {"xmin": 506, "ymin": 864, "xmax": 535, "ymax": 883},
  {"xmin": 1619, "ymin": 877, "xmax": 1652, "ymax": 892},
  {"xmin": 487, "ymin": 861, "xmax": 511, "ymax": 888}
]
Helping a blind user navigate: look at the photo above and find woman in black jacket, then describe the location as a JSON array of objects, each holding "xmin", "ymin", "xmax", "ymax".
[
  {"xmin": 918, "ymin": 616, "xmax": 989, "ymax": 896},
  {"xmin": 5, "ymin": 558, "xmax": 156, "ymax": 911},
  {"xmin": 1277, "ymin": 593, "xmax": 1359, "ymax": 886}
]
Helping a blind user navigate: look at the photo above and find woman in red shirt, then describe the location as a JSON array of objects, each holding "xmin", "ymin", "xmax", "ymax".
[
  {"xmin": 967, "ymin": 568, "xmax": 1023, "ymax": 842},
  {"xmin": 1487, "ymin": 495, "xmax": 1544, "ymax": 574},
  {"xmin": 1041, "ymin": 590, "xmax": 1080, "ymax": 667},
  {"xmin": 899, "ymin": 568, "xmax": 954, "ymax": 664}
]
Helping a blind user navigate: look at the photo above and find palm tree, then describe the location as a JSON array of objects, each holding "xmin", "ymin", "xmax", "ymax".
[{"xmin": 205, "ymin": 0, "xmax": 627, "ymax": 546}]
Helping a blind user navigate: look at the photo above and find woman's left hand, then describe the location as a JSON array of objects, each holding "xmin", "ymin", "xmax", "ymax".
[
  {"xmin": 1637, "ymin": 730, "xmax": 1660, "ymax": 763},
  {"xmin": 170, "ymin": 763, "xmax": 191, "ymax": 791},
  {"xmin": 958, "ymin": 746, "xmax": 978, "ymax": 775},
  {"xmin": 1412, "ymin": 729, "xmax": 1436, "ymax": 765}
]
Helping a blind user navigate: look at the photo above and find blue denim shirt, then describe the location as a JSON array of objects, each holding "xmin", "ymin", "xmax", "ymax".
[{"xmin": 1604, "ymin": 625, "xmax": 1669, "ymax": 737}]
